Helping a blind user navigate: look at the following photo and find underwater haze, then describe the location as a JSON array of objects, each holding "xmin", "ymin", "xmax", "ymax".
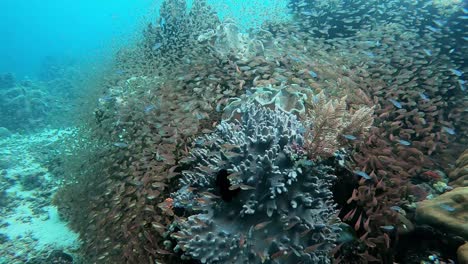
[{"xmin": 0, "ymin": 0, "xmax": 467, "ymax": 264}]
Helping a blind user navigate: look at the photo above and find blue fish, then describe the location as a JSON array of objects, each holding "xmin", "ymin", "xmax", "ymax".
[
  {"xmin": 398, "ymin": 139, "xmax": 411, "ymax": 146},
  {"xmin": 449, "ymin": 69, "xmax": 463, "ymax": 77},
  {"xmin": 460, "ymin": 15, "xmax": 468, "ymax": 20},
  {"xmin": 442, "ymin": 127, "xmax": 456, "ymax": 135},
  {"xmin": 308, "ymin": 70, "xmax": 318, "ymax": 78},
  {"xmin": 419, "ymin": 92, "xmax": 429, "ymax": 101},
  {"xmin": 380, "ymin": 225, "xmax": 395, "ymax": 231},
  {"xmin": 389, "ymin": 99, "xmax": 402, "ymax": 109},
  {"xmin": 390, "ymin": 206, "xmax": 403, "ymax": 212},
  {"xmin": 144, "ymin": 105, "xmax": 156, "ymax": 113},
  {"xmin": 423, "ymin": 49, "xmax": 432, "ymax": 56},
  {"xmin": 449, "ymin": 48, "xmax": 455, "ymax": 54},
  {"xmin": 98, "ymin": 95, "xmax": 113, "ymax": 103},
  {"xmin": 343, "ymin": 134, "xmax": 357, "ymax": 140},
  {"xmin": 113, "ymin": 142, "xmax": 128, "ymax": 148},
  {"xmin": 426, "ymin": 26, "xmax": 441, "ymax": 33},
  {"xmin": 354, "ymin": 170, "xmax": 371, "ymax": 180},
  {"xmin": 433, "ymin": 19, "xmax": 445, "ymax": 27},
  {"xmin": 289, "ymin": 55, "xmax": 301, "ymax": 62},
  {"xmin": 439, "ymin": 204, "xmax": 455, "ymax": 212},
  {"xmin": 153, "ymin": 42, "xmax": 163, "ymax": 51},
  {"xmin": 363, "ymin": 51, "xmax": 375, "ymax": 58},
  {"xmin": 458, "ymin": 80, "xmax": 466, "ymax": 91}
]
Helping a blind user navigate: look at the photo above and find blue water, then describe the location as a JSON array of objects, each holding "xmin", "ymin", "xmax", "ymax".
[
  {"xmin": 0, "ymin": 0, "xmax": 288, "ymax": 79},
  {"xmin": 0, "ymin": 0, "xmax": 157, "ymax": 79}
]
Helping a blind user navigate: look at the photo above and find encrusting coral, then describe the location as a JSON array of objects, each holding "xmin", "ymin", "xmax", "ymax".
[
  {"xmin": 449, "ymin": 149, "xmax": 468, "ymax": 188},
  {"xmin": 171, "ymin": 103, "xmax": 341, "ymax": 264}
]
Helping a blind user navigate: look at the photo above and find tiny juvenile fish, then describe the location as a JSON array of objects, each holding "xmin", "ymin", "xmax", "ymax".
[
  {"xmin": 343, "ymin": 134, "xmax": 357, "ymax": 140},
  {"xmin": 398, "ymin": 139, "xmax": 411, "ymax": 146},
  {"xmin": 389, "ymin": 99, "xmax": 402, "ymax": 109},
  {"xmin": 354, "ymin": 170, "xmax": 371, "ymax": 180},
  {"xmin": 442, "ymin": 126, "xmax": 456, "ymax": 135}
]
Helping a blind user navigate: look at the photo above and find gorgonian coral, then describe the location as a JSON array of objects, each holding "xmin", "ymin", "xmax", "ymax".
[{"xmin": 171, "ymin": 103, "xmax": 340, "ymax": 264}]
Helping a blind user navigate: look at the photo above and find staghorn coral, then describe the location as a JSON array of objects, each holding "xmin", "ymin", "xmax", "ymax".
[{"xmin": 172, "ymin": 103, "xmax": 340, "ymax": 264}]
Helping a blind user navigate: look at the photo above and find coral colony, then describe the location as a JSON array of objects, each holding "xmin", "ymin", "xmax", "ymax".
[{"xmin": 50, "ymin": 0, "xmax": 467, "ymax": 264}]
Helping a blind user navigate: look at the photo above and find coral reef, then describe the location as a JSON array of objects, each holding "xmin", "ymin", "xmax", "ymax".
[
  {"xmin": 458, "ymin": 242, "xmax": 468, "ymax": 264},
  {"xmin": 0, "ymin": 80, "xmax": 50, "ymax": 131},
  {"xmin": 54, "ymin": 0, "xmax": 468, "ymax": 263},
  {"xmin": 0, "ymin": 73, "xmax": 15, "ymax": 89},
  {"xmin": 415, "ymin": 187, "xmax": 468, "ymax": 240},
  {"xmin": 449, "ymin": 149, "xmax": 468, "ymax": 188},
  {"xmin": 172, "ymin": 103, "xmax": 340, "ymax": 263}
]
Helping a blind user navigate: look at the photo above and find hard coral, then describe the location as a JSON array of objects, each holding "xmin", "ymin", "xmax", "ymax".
[
  {"xmin": 172, "ymin": 103, "xmax": 340, "ymax": 264},
  {"xmin": 449, "ymin": 149, "xmax": 468, "ymax": 188}
]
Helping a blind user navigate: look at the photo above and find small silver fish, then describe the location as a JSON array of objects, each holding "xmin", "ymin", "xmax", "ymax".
[{"xmin": 423, "ymin": 49, "xmax": 432, "ymax": 56}]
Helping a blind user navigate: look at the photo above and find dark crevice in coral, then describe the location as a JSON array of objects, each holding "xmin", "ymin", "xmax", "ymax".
[
  {"xmin": 215, "ymin": 169, "xmax": 240, "ymax": 202},
  {"xmin": 394, "ymin": 226, "xmax": 464, "ymax": 263}
]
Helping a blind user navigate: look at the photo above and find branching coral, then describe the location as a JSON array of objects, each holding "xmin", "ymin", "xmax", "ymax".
[{"xmin": 172, "ymin": 103, "xmax": 340, "ymax": 264}]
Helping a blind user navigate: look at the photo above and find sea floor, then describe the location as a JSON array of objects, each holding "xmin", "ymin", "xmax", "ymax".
[{"xmin": 0, "ymin": 128, "xmax": 80, "ymax": 264}]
